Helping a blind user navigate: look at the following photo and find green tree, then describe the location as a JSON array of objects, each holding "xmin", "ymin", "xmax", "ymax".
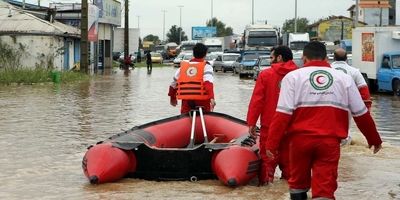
[
  {"xmin": 166, "ymin": 25, "xmax": 188, "ymax": 44},
  {"xmin": 282, "ymin": 17, "xmax": 310, "ymax": 33},
  {"xmin": 143, "ymin": 34, "xmax": 161, "ymax": 45},
  {"xmin": 206, "ymin": 18, "xmax": 233, "ymax": 37}
]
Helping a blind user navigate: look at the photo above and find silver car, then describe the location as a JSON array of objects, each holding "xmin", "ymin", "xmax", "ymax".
[
  {"xmin": 253, "ymin": 56, "xmax": 272, "ymax": 80},
  {"xmin": 213, "ymin": 53, "xmax": 241, "ymax": 72}
]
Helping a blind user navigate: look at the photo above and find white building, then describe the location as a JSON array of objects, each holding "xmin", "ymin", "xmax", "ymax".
[{"xmin": 0, "ymin": 1, "xmax": 80, "ymax": 70}]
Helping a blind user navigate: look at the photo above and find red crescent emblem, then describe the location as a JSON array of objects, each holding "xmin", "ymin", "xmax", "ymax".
[{"xmin": 316, "ymin": 75, "xmax": 325, "ymax": 84}]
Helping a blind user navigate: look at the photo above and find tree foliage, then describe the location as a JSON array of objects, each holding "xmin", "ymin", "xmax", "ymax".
[
  {"xmin": 206, "ymin": 18, "xmax": 233, "ymax": 37},
  {"xmin": 143, "ymin": 34, "xmax": 160, "ymax": 45},
  {"xmin": 282, "ymin": 17, "xmax": 310, "ymax": 33},
  {"xmin": 166, "ymin": 25, "xmax": 188, "ymax": 44}
]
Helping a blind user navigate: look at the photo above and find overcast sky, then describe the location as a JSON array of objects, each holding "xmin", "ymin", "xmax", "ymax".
[{"xmin": 27, "ymin": 0, "xmax": 355, "ymax": 39}]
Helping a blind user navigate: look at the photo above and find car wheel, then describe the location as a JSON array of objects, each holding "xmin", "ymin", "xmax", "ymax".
[
  {"xmin": 393, "ymin": 79, "xmax": 400, "ymax": 96},
  {"xmin": 239, "ymin": 73, "xmax": 245, "ymax": 78}
]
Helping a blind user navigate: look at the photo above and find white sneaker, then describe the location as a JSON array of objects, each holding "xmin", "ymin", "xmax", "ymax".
[{"xmin": 340, "ymin": 136, "xmax": 352, "ymax": 146}]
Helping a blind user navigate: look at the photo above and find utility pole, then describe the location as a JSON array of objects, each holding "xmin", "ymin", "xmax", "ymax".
[
  {"xmin": 38, "ymin": 0, "xmax": 40, "ymax": 7},
  {"xmin": 379, "ymin": 1, "xmax": 383, "ymax": 26},
  {"xmin": 162, "ymin": 10, "xmax": 167, "ymax": 43},
  {"xmin": 124, "ymin": 0, "xmax": 129, "ymax": 70},
  {"xmin": 294, "ymin": 0, "xmax": 297, "ymax": 33},
  {"xmin": 137, "ymin": 15, "xmax": 140, "ymax": 29},
  {"xmin": 178, "ymin": 5, "xmax": 183, "ymax": 44},
  {"xmin": 354, "ymin": 0, "xmax": 359, "ymax": 28},
  {"xmin": 252, "ymin": 0, "xmax": 254, "ymax": 25},
  {"xmin": 211, "ymin": 0, "xmax": 214, "ymax": 25},
  {"xmin": 22, "ymin": 0, "xmax": 25, "ymax": 9},
  {"xmin": 80, "ymin": 0, "xmax": 88, "ymax": 73}
]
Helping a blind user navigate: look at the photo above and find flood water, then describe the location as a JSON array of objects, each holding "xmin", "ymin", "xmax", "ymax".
[{"xmin": 1, "ymin": 66, "xmax": 399, "ymax": 200}]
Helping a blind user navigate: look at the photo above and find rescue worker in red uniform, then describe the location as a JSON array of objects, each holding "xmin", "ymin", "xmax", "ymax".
[
  {"xmin": 246, "ymin": 46, "xmax": 298, "ymax": 185},
  {"xmin": 168, "ymin": 43, "xmax": 216, "ymax": 114},
  {"xmin": 265, "ymin": 41, "xmax": 382, "ymax": 200}
]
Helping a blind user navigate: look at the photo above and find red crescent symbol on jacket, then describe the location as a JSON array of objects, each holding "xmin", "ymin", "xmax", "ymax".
[{"xmin": 316, "ymin": 75, "xmax": 325, "ymax": 84}]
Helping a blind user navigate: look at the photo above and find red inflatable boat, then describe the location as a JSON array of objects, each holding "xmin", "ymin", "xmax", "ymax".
[{"xmin": 82, "ymin": 111, "xmax": 260, "ymax": 187}]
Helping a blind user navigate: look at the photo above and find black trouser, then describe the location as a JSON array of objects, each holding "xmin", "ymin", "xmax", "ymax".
[{"xmin": 147, "ymin": 62, "xmax": 152, "ymax": 71}]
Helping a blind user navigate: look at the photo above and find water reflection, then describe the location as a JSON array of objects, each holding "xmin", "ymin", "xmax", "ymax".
[{"xmin": 0, "ymin": 67, "xmax": 399, "ymax": 199}]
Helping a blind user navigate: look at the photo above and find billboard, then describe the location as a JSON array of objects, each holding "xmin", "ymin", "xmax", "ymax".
[
  {"xmin": 95, "ymin": 0, "xmax": 121, "ymax": 26},
  {"xmin": 88, "ymin": 4, "xmax": 100, "ymax": 42},
  {"xmin": 192, "ymin": 27, "xmax": 217, "ymax": 40}
]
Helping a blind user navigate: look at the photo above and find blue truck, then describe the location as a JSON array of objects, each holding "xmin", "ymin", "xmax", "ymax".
[{"xmin": 352, "ymin": 27, "xmax": 400, "ymax": 95}]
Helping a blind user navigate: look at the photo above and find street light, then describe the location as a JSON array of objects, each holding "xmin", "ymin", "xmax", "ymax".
[
  {"xmin": 178, "ymin": 5, "xmax": 184, "ymax": 44},
  {"xmin": 162, "ymin": 10, "xmax": 167, "ymax": 43},
  {"xmin": 211, "ymin": 0, "xmax": 213, "ymax": 22},
  {"xmin": 252, "ymin": 0, "xmax": 254, "ymax": 25},
  {"xmin": 136, "ymin": 15, "xmax": 140, "ymax": 29},
  {"xmin": 294, "ymin": 0, "xmax": 297, "ymax": 33}
]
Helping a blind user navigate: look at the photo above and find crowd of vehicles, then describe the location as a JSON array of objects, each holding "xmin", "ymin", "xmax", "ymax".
[{"xmin": 153, "ymin": 25, "xmax": 397, "ymax": 95}]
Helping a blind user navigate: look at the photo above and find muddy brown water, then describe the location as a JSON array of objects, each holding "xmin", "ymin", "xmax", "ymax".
[{"xmin": 0, "ymin": 67, "xmax": 399, "ymax": 199}]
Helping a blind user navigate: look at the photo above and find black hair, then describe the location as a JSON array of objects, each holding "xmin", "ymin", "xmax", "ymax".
[
  {"xmin": 303, "ymin": 41, "xmax": 327, "ymax": 60},
  {"xmin": 334, "ymin": 51, "xmax": 347, "ymax": 61},
  {"xmin": 193, "ymin": 43, "xmax": 208, "ymax": 58},
  {"xmin": 273, "ymin": 45, "xmax": 293, "ymax": 62}
]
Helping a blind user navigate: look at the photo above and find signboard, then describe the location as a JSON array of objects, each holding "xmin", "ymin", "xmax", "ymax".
[
  {"xmin": 361, "ymin": 33, "xmax": 374, "ymax": 62},
  {"xmin": 88, "ymin": 4, "xmax": 100, "ymax": 41},
  {"xmin": 95, "ymin": 0, "xmax": 121, "ymax": 26},
  {"xmin": 192, "ymin": 27, "xmax": 217, "ymax": 40}
]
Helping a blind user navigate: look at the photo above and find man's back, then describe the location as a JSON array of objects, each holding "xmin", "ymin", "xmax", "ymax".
[
  {"xmin": 278, "ymin": 63, "xmax": 367, "ymax": 138},
  {"xmin": 331, "ymin": 61, "xmax": 367, "ymax": 88}
]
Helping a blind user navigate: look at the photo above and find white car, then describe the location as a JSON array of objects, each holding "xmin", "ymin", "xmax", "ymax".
[{"xmin": 173, "ymin": 53, "xmax": 187, "ymax": 67}]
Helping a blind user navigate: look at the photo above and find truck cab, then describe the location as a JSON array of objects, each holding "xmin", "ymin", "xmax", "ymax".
[{"xmin": 377, "ymin": 51, "xmax": 400, "ymax": 95}]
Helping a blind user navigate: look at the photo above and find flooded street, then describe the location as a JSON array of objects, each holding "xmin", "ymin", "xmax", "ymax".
[{"xmin": 1, "ymin": 66, "xmax": 400, "ymax": 200}]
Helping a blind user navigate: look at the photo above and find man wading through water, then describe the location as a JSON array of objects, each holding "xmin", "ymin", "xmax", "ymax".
[
  {"xmin": 168, "ymin": 43, "xmax": 216, "ymax": 114},
  {"xmin": 264, "ymin": 41, "xmax": 382, "ymax": 200}
]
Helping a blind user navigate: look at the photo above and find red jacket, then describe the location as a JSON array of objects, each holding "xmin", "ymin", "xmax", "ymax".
[{"xmin": 246, "ymin": 60, "xmax": 298, "ymax": 127}]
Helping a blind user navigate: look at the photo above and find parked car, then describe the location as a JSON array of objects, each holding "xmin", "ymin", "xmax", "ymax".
[
  {"xmin": 213, "ymin": 53, "xmax": 241, "ymax": 72},
  {"xmin": 205, "ymin": 53, "xmax": 218, "ymax": 67},
  {"xmin": 151, "ymin": 52, "xmax": 163, "ymax": 64},
  {"xmin": 182, "ymin": 53, "xmax": 193, "ymax": 62},
  {"xmin": 173, "ymin": 53, "xmax": 187, "ymax": 67},
  {"xmin": 234, "ymin": 51, "xmax": 269, "ymax": 78},
  {"xmin": 253, "ymin": 56, "xmax": 271, "ymax": 80}
]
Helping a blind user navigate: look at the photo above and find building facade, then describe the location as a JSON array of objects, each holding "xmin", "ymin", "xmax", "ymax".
[
  {"xmin": 0, "ymin": 1, "xmax": 80, "ymax": 70},
  {"xmin": 51, "ymin": 0, "xmax": 121, "ymax": 71},
  {"xmin": 308, "ymin": 16, "xmax": 366, "ymax": 42}
]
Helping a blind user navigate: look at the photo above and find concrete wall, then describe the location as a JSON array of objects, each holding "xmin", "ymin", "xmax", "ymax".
[
  {"xmin": 0, "ymin": 35, "xmax": 66, "ymax": 70},
  {"xmin": 0, "ymin": 35, "xmax": 79, "ymax": 70},
  {"xmin": 363, "ymin": 8, "xmax": 389, "ymax": 26},
  {"xmin": 98, "ymin": 23, "xmax": 113, "ymax": 68}
]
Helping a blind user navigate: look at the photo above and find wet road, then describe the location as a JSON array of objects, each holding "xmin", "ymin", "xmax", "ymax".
[{"xmin": 0, "ymin": 66, "xmax": 399, "ymax": 199}]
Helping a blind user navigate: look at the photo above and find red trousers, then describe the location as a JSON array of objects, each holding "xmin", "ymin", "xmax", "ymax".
[
  {"xmin": 288, "ymin": 135, "xmax": 340, "ymax": 199},
  {"xmin": 259, "ymin": 126, "xmax": 290, "ymax": 184},
  {"xmin": 180, "ymin": 100, "xmax": 211, "ymax": 114}
]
